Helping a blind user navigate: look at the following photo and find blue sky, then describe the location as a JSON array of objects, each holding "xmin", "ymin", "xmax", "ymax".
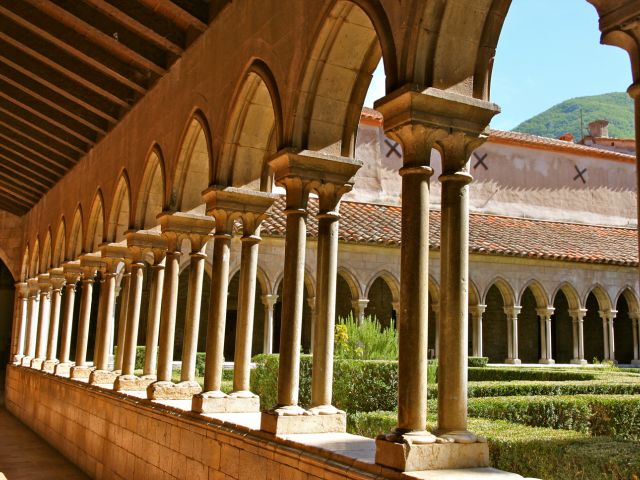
[{"xmin": 364, "ymin": 0, "xmax": 632, "ymax": 131}]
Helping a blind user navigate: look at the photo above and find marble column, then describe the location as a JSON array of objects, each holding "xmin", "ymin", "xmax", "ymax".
[
  {"xmin": 70, "ymin": 259, "xmax": 99, "ymax": 379},
  {"xmin": 351, "ymin": 299, "xmax": 369, "ymax": 323},
  {"xmin": 12, "ymin": 282, "xmax": 29, "ymax": 363},
  {"xmin": 195, "ymin": 187, "xmax": 275, "ymax": 413},
  {"xmin": 55, "ymin": 264, "xmax": 82, "ymax": 376},
  {"xmin": 470, "ymin": 305, "xmax": 486, "ymax": 358},
  {"xmin": 599, "ymin": 310, "xmax": 614, "ymax": 361},
  {"xmin": 91, "ymin": 260, "xmax": 121, "ymax": 380},
  {"xmin": 32, "ymin": 274, "xmax": 52, "ymax": 369},
  {"xmin": 114, "ymin": 267, "xmax": 131, "ymax": 372},
  {"xmin": 22, "ymin": 279, "xmax": 40, "ymax": 366},
  {"xmin": 537, "ymin": 308, "xmax": 555, "ymax": 364},
  {"xmin": 262, "ymin": 294, "xmax": 278, "ymax": 354},
  {"xmin": 143, "ymin": 261, "xmax": 166, "ymax": 378},
  {"xmin": 631, "ymin": 312, "xmax": 640, "ymax": 366},
  {"xmin": 569, "ymin": 308, "xmax": 588, "ymax": 364},
  {"xmin": 504, "ymin": 306, "xmax": 521, "ymax": 364},
  {"xmin": 43, "ymin": 269, "xmax": 65, "ymax": 372}
]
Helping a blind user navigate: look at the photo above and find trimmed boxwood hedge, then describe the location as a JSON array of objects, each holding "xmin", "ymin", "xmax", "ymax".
[
  {"xmin": 468, "ymin": 367, "xmax": 597, "ymax": 382},
  {"xmin": 441, "ymin": 380, "xmax": 640, "ymax": 398},
  {"xmin": 347, "ymin": 412, "xmax": 640, "ymax": 480},
  {"xmin": 468, "ymin": 356, "xmax": 489, "ymax": 367}
]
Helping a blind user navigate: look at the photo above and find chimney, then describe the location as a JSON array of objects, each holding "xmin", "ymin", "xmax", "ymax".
[
  {"xmin": 588, "ymin": 119, "xmax": 609, "ymax": 138},
  {"xmin": 559, "ymin": 133, "xmax": 574, "ymax": 142}
]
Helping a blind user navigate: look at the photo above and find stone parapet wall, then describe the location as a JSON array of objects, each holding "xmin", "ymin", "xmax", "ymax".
[{"xmin": 4, "ymin": 365, "xmax": 399, "ymax": 480}]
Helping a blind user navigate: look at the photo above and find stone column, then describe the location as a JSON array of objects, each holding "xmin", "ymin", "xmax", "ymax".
[
  {"xmin": 308, "ymin": 296, "xmax": 316, "ymax": 355},
  {"xmin": 179, "ymin": 240, "xmax": 208, "ymax": 389},
  {"xmin": 114, "ymin": 267, "xmax": 131, "ymax": 372},
  {"xmin": 262, "ymin": 294, "xmax": 278, "ymax": 354},
  {"xmin": 70, "ymin": 258, "xmax": 99, "ymax": 379},
  {"xmin": 351, "ymin": 299, "xmax": 369, "ymax": 323},
  {"xmin": 12, "ymin": 282, "xmax": 29, "ymax": 363},
  {"xmin": 630, "ymin": 312, "xmax": 640, "ymax": 366},
  {"xmin": 22, "ymin": 279, "xmax": 40, "ymax": 366},
  {"xmin": 143, "ymin": 261, "xmax": 166, "ymax": 378},
  {"xmin": 89, "ymin": 256, "xmax": 122, "ymax": 384},
  {"xmin": 537, "ymin": 308, "xmax": 555, "ymax": 364},
  {"xmin": 32, "ymin": 274, "xmax": 52, "ymax": 369},
  {"xmin": 569, "ymin": 308, "xmax": 588, "ymax": 365},
  {"xmin": 194, "ymin": 187, "xmax": 275, "ymax": 413},
  {"xmin": 599, "ymin": 310, "xmax": 612, "ymax": 361},
  {"xmin": 43, "ymin": 269, "xmax": 65, "ymax": 372},
  {"xmin": 54, "ymin": 264, "xmax": 82, "ymax": 376},
  {"xmin": 470, "ymin": 305, "xmax": 486, "ymax": 358},
  {"xmin": 600, "ymin": 310, "xmax": 617, "ymax": 362},
  {"xmin": 433, "ymin": 307, "xmax": 439, "ymax": 357},
  {"xmin": 504, "ymin": 307, "xmax": 521, "ymax": 364}
]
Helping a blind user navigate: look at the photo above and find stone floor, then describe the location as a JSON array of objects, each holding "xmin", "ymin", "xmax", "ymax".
[{"xmin": 0, "ymin": 394, "xmax": 89, "ymax": 480}]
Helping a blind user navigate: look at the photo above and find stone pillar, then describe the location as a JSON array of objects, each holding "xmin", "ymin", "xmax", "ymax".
[
  {"xmin": 537, "ymin": 308, "xmax": 555, "ymax": 365},
  {"xmin": 70, "ymin": 258, "xmax": 100, "ymax": 379},
  {"xmin": 54, "ymin": 264, "xmax": 82, "ymax": 376},
  {"xmin": 194, "ymin": 186, "xmax": 275, "ymax": 413},
  {"xmin": 470, "ymin": 305, "xmax": 486, "ymax": 358},
  {"xmin": 32, "ymin": 274, "xmax": 52, "ymax": 369},
  {"xmin": 90, "ymin": 255, "xmax": 122, "ymax": 384},
  {"xmin": 504, "ymin": 307, "xmax": 521, "ymax": 364},
  {"xmin": 114, "ymin": 267, "xmax": 131, "ymax": 372},
  {"xmin": 43, "ymin": 269, "xmax": 65, "ymax": 372},
  {"xmin": 143, "ymin": 261, "xmax": 166, "ymax": 378},
  {"xmin": 262, "ymin": 294, "xmax": 278, "ymax": 354},
  {"xmin": 600, "ymin": 309, "xmax": 617, "ymax": 362},
  {"xmin": 630, "ymin": 312, "xmax": 640, "ymax": 366},
  {"xmin": 311, "ymin": 181, "xmax": 356, "ymax": 417},
  {"xmin": 569, "ymin": 308, "xmax": 588, "ymax": 365},
  {"xmin": 12, "ymin": 282, "xmax": 29, "ymax": 363},
  {"xmin": 22, "ymin": 279, "xmax": 40, "ymax": 366},
  {"xmin": 351, "ymin": 299, "xmax": 369, "ymax": 323}
]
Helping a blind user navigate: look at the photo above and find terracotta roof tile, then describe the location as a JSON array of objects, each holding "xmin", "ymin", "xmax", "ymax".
[{"xmin": 261, "ymin": 197, "xmax": 638, "ymax": 267}]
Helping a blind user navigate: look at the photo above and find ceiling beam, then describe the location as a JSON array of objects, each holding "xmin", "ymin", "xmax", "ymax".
[
  {"xmin": 0, "ymin": 121, "xmax": 78, "ymax": 165},
  {"xmin": 0, "ymin": 197, "xmax": 26, "ymax": 215},
  {"xmin": 137, "ymin": 0, "xmax": 207, "ymax": 32},
  {"xmin": 0, "ymin": 153, "xmax": 54, "ymax": 190},
  {"xmin": 82, "ymin": 0, "xmax": 184, "ymax": 56},
  {"xmin": 0, "ymin": 133, "xmax": 70, "ymax": 173},
  {"xmin": 0, "ymin": 170, "xmax": 44, "ymax": 200},
  {"xmin": 0, "ymin": 185, "xmax": 34, "ymax": 209},
  {"xmin": 0, "ymin": 5, "xmax": 147, "ymax": 95}
]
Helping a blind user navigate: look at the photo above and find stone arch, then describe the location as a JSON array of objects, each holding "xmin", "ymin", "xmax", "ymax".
[
  {"xmin": 106, "ymin": 172, "xmax": 132, "ymax": 243},
  {"xmin": 40, "ymin": 229, "xmax": 52, "ymax": 274},
  {"xmin": 469, "ymin": 279, "xmax": 480, "ymax": 306},
  {"xmin": 518, "ymin": 280, "xmax": 549, "ymax": 308},
  {"xmin": 615, "ymin": 287, "xmax": 640, "ymax": 314},
  {"xmin": 20, "ymin": 246, "xmax": 29, "ymax": 282},
  {"xmin": 364, "ymin": 270, "xmax": 399, "ymax": 328},
  {"xmin": 171, "ymin": 111, "xmax": 212, "ymax": 213},
  {"xmin": 584, "ymin": 289, "xmax": 607, "ymax": 363},
  {"xmin": 85, "ymin": 190, "xmax": 105, "ymax": 253},
  {"xmin": 336, "ymin": 266, "xmax": 362, "ymax": 321},
  {"xmin": 67, "ymin": 206, "xmax": 83, "ymax": 260},
  {"xmin": 337, "ymin": 266, "xmax": 362, "ymax": 300},
  {"xmin": 584, "ymin": 284, "xmax": 613, "ymax": 312},
  {"xmin": 614, "ymin": 287, "xmax": 636, "ymax": 364},
  {"xmin": 413, "ymin": 1, "xmax": 510, "ymax": 99},
  {"xmin": 364, "ymin": 270, "xmax": 400, "ymax": 303},
  {"xmin": 217, "ymin": 60, "xmax": 283, "ymax": 190},
  {"xmin": 52, "ymin": 217, "xmax": 66, "ymax": 268},
  {"xmin": 291, "ymin": 0, "xmax": 396, "ymax": 156},
  {"xmin": 552, "ymin": 282, "xmax": 582, "ymax": 311},
  {"xmin": 135, "ymin": 146, "xmax": 166, "ymax": 230},
  {"xmin": 428, "ymin": 274, "xmax": 440, "ymax": 306},
  {"xmin": 483, "ymin": 277, "xmax": 515, "ymax": 307},
  {"xmin": 29, "ymin": 238, "xmax": 39, "ymax": 278}
]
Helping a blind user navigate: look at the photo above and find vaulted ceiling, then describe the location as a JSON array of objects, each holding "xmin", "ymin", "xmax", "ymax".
[{"xmin": 0, "ymin": 0, "xmax": 216, "ymax": 216}]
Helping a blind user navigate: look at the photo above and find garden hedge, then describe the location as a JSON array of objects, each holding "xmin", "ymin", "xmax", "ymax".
[
  {"xmin": 446, "ymin": 380, "xmax": 640, "ymax": 398},
  {"xmin": 468, "ymin": 367, "xmax": 597, "ymax": 382}
]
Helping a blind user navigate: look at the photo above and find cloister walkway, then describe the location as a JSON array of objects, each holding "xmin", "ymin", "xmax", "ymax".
[{"xmin": 0, "ymin": 395, "xmax": 88, "ymax": 480}]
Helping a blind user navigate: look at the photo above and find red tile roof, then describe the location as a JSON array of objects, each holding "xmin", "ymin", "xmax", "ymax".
[{"xmin": 261, "ymin": 197, "xmax": 638, "ymax": 267}]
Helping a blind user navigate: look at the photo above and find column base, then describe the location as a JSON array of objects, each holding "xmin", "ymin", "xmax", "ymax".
[
  {"xmin": 375, "ymin": 436, "xmax": 489, "ymax": 472},
  {"xmin": 70, "ymin": 365, "xmax": 94, "ymax": 379},
  {"xmin": 13, "ymin": 354, "xmax": 24, "ymax": 364},
  {"xmin": 538, "ymin": 359, "xmax": 555, "ymax": 365},
  {"xmin": 20, "ymin": 356, "xmax": 33, "ymax": 367},
  {"xmin": 30, "ymin": 357, "xmax": 44, "ymax": 369},
  {"xmin": 570, "ymin": 358, "xmax": 588, "ymax": 365},
  {"xmin": 147, "ymin": 380, "xmax": 202, "ymax": 400},
  {"xmin": 113, "ymin": 374, "xmax": 155, "ymax": 391},
  {"xmin": 42, "ymin": 359, "xmax": 59, "ymax": 373},
  {"xmin": 504, "ymin": 358, "xmax": 521, "ymax": 365},
  {"xmin": 260, "ymin": 409, "xmax": 346, "ymax": 435},
  {"xmin": 54, "ymin": 362, "xmax": 73, "ymax": 377},
  {"xmin": 89, "ymin": 369, "xmax": 119, "ymax": 385},
  {"xmin": 631, "ymin": 359, "xmax": 640, "ymax": 367},
  {"xmin": 192, "ymin": 391, "xmax": 261, "ymax": 414}
]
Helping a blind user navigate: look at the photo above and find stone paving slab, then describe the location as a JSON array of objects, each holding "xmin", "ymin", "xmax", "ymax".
[{"xmin": 0, "ymin": 402, "xmax": 88, "ymax": 480}]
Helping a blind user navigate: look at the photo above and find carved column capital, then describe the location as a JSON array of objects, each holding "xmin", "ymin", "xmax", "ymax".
[
  {"xmin": 536, "ymin": 307, "xmax": 555, "ymax": 321},
  {"xmin": 15, "ymin": 282, "xmax": 29, "ymax": 299},
  {"xmin": 503, "ymin": 306, "xmax": 522, "ymax": 320},
  {"xmin": 569, "ymin": 308, "xmax": 588, "ymax": 322},
  {"xmin": 49, "ymin": 268, "xmax": 66, "ymax": 291},
  {"xmin": 261, "ymin": 294, "xmax": 279, "ymax": 308}
]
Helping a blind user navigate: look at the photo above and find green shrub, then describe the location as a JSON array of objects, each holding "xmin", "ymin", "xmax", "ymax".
[
  {"xmin": 468, "ymin": 367, "xmax": 597, "ymax": 382},
  {"xmin": 335, "ymin": 314, "xmax": 398, "ymax": 360},
  {"xmin": 468, "ymin": 356, "xmax": 489, "ymax": 367},
  {"xmin": 453, "ymin": 381, "xmax": 640, "ymax": 398},
  {"xmin": 250, "ymin": 354, "xmax": 437, "ymax": 412},
  {"xmin": 588, "ymin": 396, "xmax": 640, "ymax": 441}
]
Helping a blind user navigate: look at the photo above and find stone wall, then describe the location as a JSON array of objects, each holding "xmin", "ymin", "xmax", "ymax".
[{"xmin": 5, "ymin": 365, "xmax": 403, "ymax": 480}]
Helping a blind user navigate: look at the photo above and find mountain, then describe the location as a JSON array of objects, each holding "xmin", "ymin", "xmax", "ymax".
[{"xmin": 512, "ymin": 92, "xmax": 634, "ymax": 140}]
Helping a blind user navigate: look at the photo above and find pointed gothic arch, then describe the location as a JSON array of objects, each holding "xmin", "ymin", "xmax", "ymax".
[{"xmin": 135, "ymin": 147, "xmax": 166, "ymax": 229}]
